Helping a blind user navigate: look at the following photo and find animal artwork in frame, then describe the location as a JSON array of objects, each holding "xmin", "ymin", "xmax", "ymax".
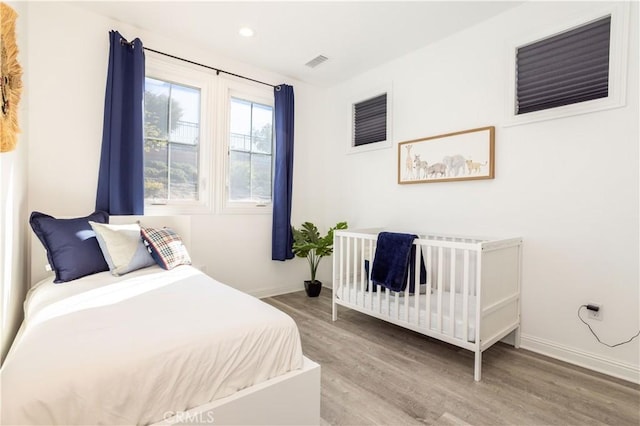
[{"xmin": 397, "ymin": 126, "xmax": 495, "ymax": 184}]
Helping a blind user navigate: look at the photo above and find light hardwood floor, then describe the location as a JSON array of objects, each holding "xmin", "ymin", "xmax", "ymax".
[{"xmin": 264, "ymin": 289, "xmax": 640, "ymax": 426}]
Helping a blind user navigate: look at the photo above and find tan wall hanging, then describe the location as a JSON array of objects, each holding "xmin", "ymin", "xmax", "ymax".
[{"xmin": 0, "ymin": 2, "xmax": 23, "ymax": 153}]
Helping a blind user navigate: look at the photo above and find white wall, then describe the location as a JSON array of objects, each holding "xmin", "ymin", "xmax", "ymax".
[
  {"xmin": 0, "ymin": 1, "xmax": 29, "ymax": 363},
  {"xmin": 320, "ymin": 2, "xmax": 639, "ymax": 382},
  {"xmin": 26, "ymin": 2, "xmax": 324, "ymax": 296},
  {"xmin": 20, "ymin": 0, "xmax": 640, "ymax": 382}
]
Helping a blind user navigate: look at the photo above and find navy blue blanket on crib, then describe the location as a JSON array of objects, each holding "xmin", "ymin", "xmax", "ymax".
[{"xmin": 369, "ymin": 232, "xmax": 426, "ymax": 292}]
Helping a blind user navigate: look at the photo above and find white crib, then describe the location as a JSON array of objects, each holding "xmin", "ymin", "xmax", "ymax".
[{"xmin": 332, "ymin": 229, "xmax": 523, "ymax": 381}]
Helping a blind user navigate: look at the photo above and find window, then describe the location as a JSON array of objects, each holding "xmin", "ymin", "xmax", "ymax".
[
  {"xmin": 516, "ymin": 16, "xmax": 611, "ymax": 115},
  {"xmin": 228, "ymin": 97, "xmax": 273, "ymax": 204},
  {"xmin": 219, "ymin": 79, "xmax": 274, "ymax": 212},
  {"xmin": 144, "ymin": 55, "xmax": 213, "ymax": 214},
  {"xmin": 144, "ymin": 55, "xmax": 274, "ymax": 215},
  {"xmin": 348, "ymin": 84, "xmax": 392, "ymax": 154},
  {"xmin": 144, "ymin": 77, "xmax": 201, "ymax": 203},
  {"xmin": 354, "ymin": 94, "xmax": 387, "ymax": 146},
  {"xmin": 507, "ymin": 3, "xmax": 629, "ymax": 125},
  {"xmin": 144, "ymin": 54, "xmax": 275, "ymax": 215}
]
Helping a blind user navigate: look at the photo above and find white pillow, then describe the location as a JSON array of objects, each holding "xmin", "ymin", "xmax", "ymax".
[{"xmin": 89, "ymin": 221, "xmax": 155, "ymax": 276}]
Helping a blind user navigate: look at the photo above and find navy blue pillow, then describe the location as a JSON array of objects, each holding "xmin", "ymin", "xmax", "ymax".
[{"xmin": 30, "ymin": 211, "xmax": 110, "ymax": 283}]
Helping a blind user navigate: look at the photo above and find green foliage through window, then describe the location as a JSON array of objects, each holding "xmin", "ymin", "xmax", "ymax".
[
  {"xmin": 229, "ymin": 97, "xmax": 273, "ymax": 203},
  {"xmin": 144, "ymin": 77, "xmax": 200, "ymax": 202}
]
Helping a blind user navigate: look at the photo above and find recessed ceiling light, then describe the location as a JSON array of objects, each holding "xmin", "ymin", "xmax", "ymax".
[{"xmin": 239, "ymin": 27, "xmax": 254, "ymax": 37}]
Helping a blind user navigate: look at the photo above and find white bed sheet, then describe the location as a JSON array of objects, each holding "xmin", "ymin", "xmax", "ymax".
[
  {"xmin": 337, "ymin": 285, "xmax": 477, "ymax": 341},
  {"xmin": 1, "ymin": 265, "xmax": 303, "ymax": 425}
]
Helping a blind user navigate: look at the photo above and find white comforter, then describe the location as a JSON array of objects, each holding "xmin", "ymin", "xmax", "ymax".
[{"xmin": 1, "ymin": 266, "xmax": 303, "ymax": 425}]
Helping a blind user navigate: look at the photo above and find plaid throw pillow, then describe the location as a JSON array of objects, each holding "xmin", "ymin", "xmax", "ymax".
[{"xmin": 140, "ymin": 227, "xmax": 192, "ymax": 270}]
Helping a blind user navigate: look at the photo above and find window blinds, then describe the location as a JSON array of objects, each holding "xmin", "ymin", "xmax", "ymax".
[
  {"xmin": 353, "ymin": 93, "xmax": 387, "ymax": 146},
  {"xmin": 516, "ymin": 16, "xmax": 611, "ymax": 115}
]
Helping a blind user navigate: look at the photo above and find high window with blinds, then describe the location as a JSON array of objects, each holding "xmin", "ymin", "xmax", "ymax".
[
  {"xmin": 516, "ymin": 15, "xmax": 611, "ymax": 115},
  {"xmin": 353, "ymin": 93, "xmax": 387, "ymax": 146}
]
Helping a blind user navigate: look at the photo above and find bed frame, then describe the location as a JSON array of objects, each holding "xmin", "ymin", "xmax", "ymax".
[
  {"xmin": 154, "ymin": 357, "xmax": 320, "ymax": 425},
  {"xmin": 29, "ymin": 215, "xmax": 321, "ymax": 425},
  {"xmin": 332, "ymin": 229, "xmax": 523, "ymax": 381}
]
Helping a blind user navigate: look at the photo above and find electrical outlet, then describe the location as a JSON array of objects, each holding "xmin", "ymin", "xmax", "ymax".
[{"xmin": 587, "ymin": 303, "xmax": 603, "ymax": 321}]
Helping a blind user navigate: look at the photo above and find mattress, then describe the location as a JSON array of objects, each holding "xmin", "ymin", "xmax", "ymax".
[
  {"xmin": 1, "ymin": 265, "xmax": 303, "ymax": 425},
  {"xmin": 336, "ymin": 285, "xmax": 477, "ymax": 342}
]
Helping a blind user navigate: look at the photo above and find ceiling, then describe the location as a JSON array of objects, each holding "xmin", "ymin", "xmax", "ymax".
[{"xmin": 71, "ymin": 1, "xmax": 523, "ymax": 87}]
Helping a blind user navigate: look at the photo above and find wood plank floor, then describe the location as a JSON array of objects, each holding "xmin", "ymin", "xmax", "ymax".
[{"xmin": 264, "ymin": 289, "xmax": 640, "ymax": 426}]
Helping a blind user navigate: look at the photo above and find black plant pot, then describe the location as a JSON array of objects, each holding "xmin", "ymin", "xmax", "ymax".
[{"xmin": 304, "ymin": 280, "xmax": 322, "ymax": 297}]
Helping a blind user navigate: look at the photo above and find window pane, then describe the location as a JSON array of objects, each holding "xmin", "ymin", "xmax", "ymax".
[
  {"xmin": 169, "ymin": 143, "xmax": 199, "ymax": 200},
  {"xmin": 170, "ymin": 85, "xmax": 200, "ymax": 145},
  {"xmin": 228, "ymin": 96, "xmax": 273, "ymax": 204},
  {"xmin": 252, "ymin": 103, "xmax": 272, "ymax": 154},
  {"xmin": 251, "ymin": 154, "xmax": 272, "ymax": 201},
  {"xmin": 354, "ymin": 93, "xmax": 387, "ymax": 146},
  {"xmin": 230, "ymin": 98, "xmax": 251, "ymax": 151},
  {"xmin": 144, "ymin": 77, "xmax": 201, "ymax": 202},
  {"xmin": 145, "ymin": 78, "xmax": 170, "ymax": 140},
  {"xmin": 229, "ymin": 151, "xmax": 251, "ymax": 201},
  {"xmin": 230, "ymin": 132, "xmax": 251, "ymax": 152},
  {"xmin": 144, "ymin": 139, "xmax": 168, "ymax": 200},
  {"xmin": 516, "ymin": 16, "xmax": 611, "ymax": 114}
]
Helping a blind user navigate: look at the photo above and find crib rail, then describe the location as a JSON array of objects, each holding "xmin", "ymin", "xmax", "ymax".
[{"xmin": 332, "ymin": 229, "xmax": 523, "ymax": 381}]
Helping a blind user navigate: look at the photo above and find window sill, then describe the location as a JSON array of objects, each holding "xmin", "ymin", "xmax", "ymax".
[
  {"xmin": 221, "ymin": 202, "xmax": 273, "ymax": 215},
  {"xmin": 503, "ymin": 96, "xmax": 626, "ymax": 128},
  {"xmin": 347, "ymin": 139, "xmax": 392, "ymax": 155},
  {"xmin": 144, "ymin": 202, "xmax": 213, "ymax": 216}
]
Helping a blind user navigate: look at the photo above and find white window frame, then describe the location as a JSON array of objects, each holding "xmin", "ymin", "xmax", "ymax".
[
  {"xmin": 347, "ymin": 82, "xmax": 393, "ymax": 154},
  {"xmin": 144, "ymin": 54, "xmax": 216, "ymax": 215},
  {"xmin": 217, "ymin": 77, "xmax": 274, "ymax": 215},
  {"xmin": 504, "ymin": 2, "xmax": 630, "ymax": 127}
]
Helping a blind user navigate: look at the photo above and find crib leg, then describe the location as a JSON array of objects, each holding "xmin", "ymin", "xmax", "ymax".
[
  {"xmin": 514, "ymin": 326, "xmax": 521, "ymax": 349},
  {"xmin": 474, "ymin": 351, "xmax": 482, "ymax": 382},
  {"xmin": 332, "ymin": 301, "xmax": 337, "ymax": 322}
]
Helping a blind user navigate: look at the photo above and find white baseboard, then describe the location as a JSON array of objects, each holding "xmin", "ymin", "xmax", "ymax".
[
  {"xmin": 520, "ymin": 334, "xmax": 639, "ymax": 384},
  {"xmin": 251, "ymin": 284, "xmax": 303, "ymax": 299},
  {"xmin": 251, "ymin": 281, "xmax": 334, "ymax": 299}
]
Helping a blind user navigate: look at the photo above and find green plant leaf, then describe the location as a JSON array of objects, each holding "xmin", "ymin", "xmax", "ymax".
[{"xmin": 291, "ymin": 221, "xmax": 348, "ymax": 280}]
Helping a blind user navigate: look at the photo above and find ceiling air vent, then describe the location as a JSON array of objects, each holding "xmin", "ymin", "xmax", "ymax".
[{"xmin": 305, "ymin": 55, "xmax": 328, "ymax": 68}]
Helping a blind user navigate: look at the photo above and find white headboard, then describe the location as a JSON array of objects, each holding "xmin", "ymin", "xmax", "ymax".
[{"xmin": 30, "ymin": 215, "xmax": 192, "ymax": 286}]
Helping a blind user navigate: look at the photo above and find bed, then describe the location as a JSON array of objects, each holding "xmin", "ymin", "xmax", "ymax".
[
  {"xmin": 332, "ymin": 229, "xmax": 523, "ymax": 381},
  {"xmin": 1, "ymin": 215, "xmax": 320, "ymax": 425}
]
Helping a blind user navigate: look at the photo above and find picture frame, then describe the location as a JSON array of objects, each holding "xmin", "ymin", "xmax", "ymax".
[{"xmin": 398, "ymin": 126, "xmax": 495, "ymax": 184}]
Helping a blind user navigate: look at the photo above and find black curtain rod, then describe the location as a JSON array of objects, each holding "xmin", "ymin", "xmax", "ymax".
[{"xmin": 143, "ymin": 46, "xmax": 277, "ymax": 89}]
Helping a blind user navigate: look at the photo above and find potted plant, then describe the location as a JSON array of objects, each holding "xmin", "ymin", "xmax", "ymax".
[{"xmin": 292, "ymin": 221, "xmax": 347, "ymax": 297}]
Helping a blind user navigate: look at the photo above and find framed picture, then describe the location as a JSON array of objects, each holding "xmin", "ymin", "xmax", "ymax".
[{"xmin": 398, "ymin": 126, "xmax": 495, "ymax": 184}]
